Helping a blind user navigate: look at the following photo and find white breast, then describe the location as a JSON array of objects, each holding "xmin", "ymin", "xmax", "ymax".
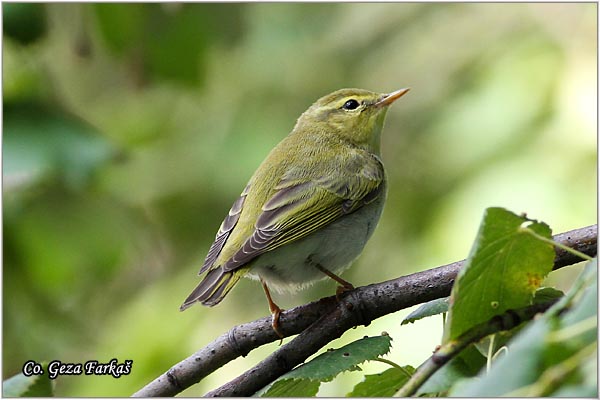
[{"xmin": 246, "ymin": 187, "xmax": 386, "ymax": 293}]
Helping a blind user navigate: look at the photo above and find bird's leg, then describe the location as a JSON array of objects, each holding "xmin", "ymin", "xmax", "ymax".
[
  {"xmin": 314, "ymin": 264, "xmax": 355, "ymax": 300},
  {"xmin": 260, "ymin": 278, "xmax": 284, "ymax": 340}
]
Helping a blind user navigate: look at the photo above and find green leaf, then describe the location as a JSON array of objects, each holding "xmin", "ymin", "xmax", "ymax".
[
  {"xmin": 258, "ymin": 379, "xmax": 320, "ymax": 397},
  {"xmin": 443, "ymin": 207, "xmax": 554, "ymax": 342},
  {"xmin": 280, "ymin": 335, "xmax": 392, "ymax": 382},
  {"xmin": 257, "ymin": 335, "xmax": 392, "ymax": 396},
  {"xmin": 450, "ymin": 259, "xmax": 597, "ymax": 397},
  {"xmin": 402, "ymin": 297, "xmax": 449, "ymax": 325},
  {"xmin": 3, "ymin": 362, "xmax": 54, "ymax": 397},
  {"xmin": 533, "ymin": 287, "xmax": 564, "ymax": 304},
  {"xmin": 347, "ymin": 366, "xmax": 415, "ymax": 397}
]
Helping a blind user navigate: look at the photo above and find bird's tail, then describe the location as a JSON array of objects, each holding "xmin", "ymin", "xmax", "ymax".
[{"xmin": 180, "ymin": 267, "xmax": 246, "ymax": 310}]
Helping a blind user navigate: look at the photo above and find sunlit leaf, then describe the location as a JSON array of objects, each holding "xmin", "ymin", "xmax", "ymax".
[{"xmin": 443, "ymin": 207, "xmax": 554, "ymax": 342}]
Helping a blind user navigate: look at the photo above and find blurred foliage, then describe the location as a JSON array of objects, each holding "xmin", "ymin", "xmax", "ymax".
[
  {"xmin": 2, "ymin": 3, "xmax": 596, "ymax": 396},
  {"xmin": 3, "ymin": 3, "xmax": 47, "ymax": 45}
]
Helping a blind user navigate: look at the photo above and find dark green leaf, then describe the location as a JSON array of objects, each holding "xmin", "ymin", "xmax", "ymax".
[
  {"xmin": 533, "ymin": 287, "xmax": 564, "ymax": 304},
  {"xmin": 444, "ymin": 207, "xmax": 554, "ymax": 342},
  {"xmin": 402, "ymin": 297, "xmax": 449, "ymax": 325},
  {"xmin": 257, "ymin": 335, "xmax": 392, "ymax": 396},
  {"xmin": 279, "ymin": 335, "xmax": 392, "ymax": 382},
  {"xmin": 347, "ymin": 366, "xmax": 415, "ymax": 397}
]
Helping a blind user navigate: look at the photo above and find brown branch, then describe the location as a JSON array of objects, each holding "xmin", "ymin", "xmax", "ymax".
[{"xmin": 132, "ymin": 224, "xmax": 597, "ymax": 397}]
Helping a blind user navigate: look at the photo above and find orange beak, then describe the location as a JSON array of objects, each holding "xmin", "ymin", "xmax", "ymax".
[{"xmin": 375, "ymin": 88, "xmax": 410, "ymax": 107}]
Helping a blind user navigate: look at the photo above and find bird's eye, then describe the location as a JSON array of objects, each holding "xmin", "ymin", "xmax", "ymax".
[{"xmin": 342, "ymin": 99, "xmax": 360, "ymax": 110}]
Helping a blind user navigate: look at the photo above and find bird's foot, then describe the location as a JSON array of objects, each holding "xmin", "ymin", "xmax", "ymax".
[{"xmin": 335, "ymin": 282, "xmax": 355, "ymax": 301}]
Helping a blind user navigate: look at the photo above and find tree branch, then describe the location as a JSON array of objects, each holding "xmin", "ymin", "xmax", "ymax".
[{"xmin": 132, "ymin": 224, "xmax": 597, "ymax": 397}]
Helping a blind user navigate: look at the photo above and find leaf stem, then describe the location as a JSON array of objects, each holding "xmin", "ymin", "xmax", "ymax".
[
  {"xmin": 486, "ymin": 334, "xmax": 495, "ymax": 373},
  {"xmin": 374, "ymin": 358, "xmax": 413, "ymax": 379},
  {"xmin": 521, "ymin": 227, "xmax": 593, "ymax": 261},
  {"xmin": 491, "ymin": 346, "xmax": 508, "ymax": 362}
]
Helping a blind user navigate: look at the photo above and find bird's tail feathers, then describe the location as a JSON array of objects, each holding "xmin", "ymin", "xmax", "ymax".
[{"xmin": 180, "ymin": 267, "xmax": 245, "ymax": 311}]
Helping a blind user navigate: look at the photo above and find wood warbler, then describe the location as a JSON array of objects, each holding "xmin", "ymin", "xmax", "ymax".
[{"xmin": 181, "ymin": 88, "xmax": 409, "ymax": 336}]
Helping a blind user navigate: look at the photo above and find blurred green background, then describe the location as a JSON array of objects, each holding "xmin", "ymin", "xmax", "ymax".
[{"xmin": 3, "ymin": 3, "xmax": 596, "ymax": 396}]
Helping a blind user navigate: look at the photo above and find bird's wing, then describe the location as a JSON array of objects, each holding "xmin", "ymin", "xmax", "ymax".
[
  {"xmin": 220, "ymin": 153, "xmax": 385, "ymax": 272},
  {"xmin": 199, "ymin": 184, "xmax": 250, "ymax": 274}
]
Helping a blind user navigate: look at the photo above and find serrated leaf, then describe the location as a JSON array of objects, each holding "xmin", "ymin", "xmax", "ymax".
[
  {"xmin": 258, "ymin": 378, "xmax": 320, "ymax": 397},
  {"xmin": 402, "ymin": 297, "xmax": 449, "ymax": 325},
  {"xmin": 443, "ymin": 207, "xmax": 554, "ymax": 343},
  {"xmin": 3, "ymin": 362, "xmax": 54, "ymax": 397},
  {"xmin": 347, "ymin": 366, "xmax": 415, "ymax": 397},
  {"xmin": 282, "ymin": 335, "xmax": 392, "ymax": 382},
  {"xmin": 257, "ymin": 335, "xmax": 392, "ymax": 396}
]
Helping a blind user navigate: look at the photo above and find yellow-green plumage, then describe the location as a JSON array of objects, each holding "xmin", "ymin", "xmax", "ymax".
[{"xmin": 181, "ymin": 88, "xmax": 409, "ymax": 311}]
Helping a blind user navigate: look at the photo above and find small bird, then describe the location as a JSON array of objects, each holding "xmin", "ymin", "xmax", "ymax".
[{"xmin": 180, "ymin": 87, "xmax": 410, "ymax": 336}]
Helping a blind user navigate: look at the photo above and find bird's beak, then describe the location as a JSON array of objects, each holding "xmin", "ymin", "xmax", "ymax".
[{"xmin": 375, "ymin": 88, "xmax": 410, "ymax": 107}]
